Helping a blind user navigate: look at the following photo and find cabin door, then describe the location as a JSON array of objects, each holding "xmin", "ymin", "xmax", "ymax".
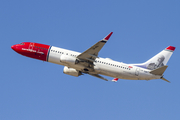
[{"xmin": 135, "ymin": 68, "xmax": 139, "ymax": 76}]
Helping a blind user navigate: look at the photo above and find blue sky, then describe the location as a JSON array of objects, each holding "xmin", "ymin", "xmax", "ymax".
[{"xmin": 1, "ymin": 0, "xmax": 180, "ymax": 120}]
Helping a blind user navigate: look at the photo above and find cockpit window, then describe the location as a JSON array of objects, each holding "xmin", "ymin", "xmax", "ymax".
[{"xmin": 20, "ymin": 43, "xmax": 24, "ymax": 45}]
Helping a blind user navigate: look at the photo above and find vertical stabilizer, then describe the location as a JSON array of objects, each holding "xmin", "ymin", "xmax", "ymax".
[{"xmin": 132, "ymin": 46, "xmax": 175, "ymax": 70}]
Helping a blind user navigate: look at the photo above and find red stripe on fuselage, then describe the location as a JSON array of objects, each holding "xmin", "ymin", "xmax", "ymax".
[{"xmin": 11, "ymin": 42, "xmax": 50, "ymax": 61}]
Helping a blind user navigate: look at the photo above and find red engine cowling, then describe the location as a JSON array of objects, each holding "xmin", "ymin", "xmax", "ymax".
[{"xmin": 63, "ymin": 66, "xmax": 82, "ymax": 77}]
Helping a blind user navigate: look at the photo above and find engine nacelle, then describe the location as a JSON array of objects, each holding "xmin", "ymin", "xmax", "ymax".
[
  {"xmin": 60, "ymin": 55, "xmax": 78, "ymax": 65},
  {"xmin": 63, "ymin": 66, "xmax": 82, "ymax": 77}
]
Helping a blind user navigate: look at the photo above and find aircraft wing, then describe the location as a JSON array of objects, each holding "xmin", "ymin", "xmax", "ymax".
[
  {"xmin": 89, "ymin": 74, "xmax": 119, "ymax": 82},
  {"xmin": 89, "ymin": 74, "xmax": 109, "ymax": 81},
  {"xmin": 77, "ymin": 32, "xmax": 113, "ymax": 63}
]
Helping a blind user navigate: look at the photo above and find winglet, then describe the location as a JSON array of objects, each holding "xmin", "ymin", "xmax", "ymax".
[
  {"xmin": 112, "ymin": 78, "xmax": 118, "ymax": 82},
  {"xmin": 103, "ymin": 32, "xmax": 113, "ymax": 41}
]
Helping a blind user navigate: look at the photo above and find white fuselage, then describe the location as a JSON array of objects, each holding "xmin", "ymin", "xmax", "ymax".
[{"xmin": 48, "ymin": 46, "xmax": 161, "ymax": 80}]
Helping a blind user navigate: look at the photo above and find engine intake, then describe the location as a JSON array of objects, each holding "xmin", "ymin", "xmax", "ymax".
[{"xmin": 63, "ymin": 66, "xmax": 82, "ymax": 77}]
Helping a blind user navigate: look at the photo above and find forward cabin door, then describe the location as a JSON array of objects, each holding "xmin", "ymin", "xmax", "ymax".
[
  {"xmin": 29, "ymin": 42, "xmax": 34, "ymax": 52},
  {"xmin": 135, "ymin": 68, "xmax": 139, "ymax": 76}
]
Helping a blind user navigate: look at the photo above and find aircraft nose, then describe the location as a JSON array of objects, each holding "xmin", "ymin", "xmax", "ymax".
[
  {"xmin": 11, "ymin": 45, "xmax": 16, "ymax": 51},
  {"xmin": 11, "ymin": 44, "xmax": 20, "ymax": 52}
]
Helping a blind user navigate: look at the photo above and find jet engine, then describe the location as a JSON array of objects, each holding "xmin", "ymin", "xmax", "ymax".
[
  {"xmin": 60, "ymin": 55, "xmax": 79, "ymax": 65},
  {"xmin": 63, "ymin": 66, "xmax": 82, "ymax": 77}
]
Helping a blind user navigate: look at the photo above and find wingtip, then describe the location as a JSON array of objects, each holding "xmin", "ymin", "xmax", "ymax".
[
  {"xmin": 112, "ymin": 78, "xmax": 118, "ymax": 82},
  {"xmin": 104, "ymin": 32, "xmax": 113, "ymax": 40}
]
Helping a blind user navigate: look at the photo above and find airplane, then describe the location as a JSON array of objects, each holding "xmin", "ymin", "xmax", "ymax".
[{"xmin": 11, "ymin": 32, "xmax": 175, "ymax": 83}]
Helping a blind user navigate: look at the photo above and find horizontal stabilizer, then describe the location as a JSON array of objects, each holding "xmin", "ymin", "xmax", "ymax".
[
  {"xmin": 150, "ymin": 65, "xmax": 168, "ymax": 75},
  {"xmin": 161, "ymin": 77, "xmax": 170, "ymax": 83}
]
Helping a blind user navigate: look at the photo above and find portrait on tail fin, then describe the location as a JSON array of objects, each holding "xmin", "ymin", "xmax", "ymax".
[{"xmin": 147, "ymin": 55, "xmax": 165, "ymax": 70}]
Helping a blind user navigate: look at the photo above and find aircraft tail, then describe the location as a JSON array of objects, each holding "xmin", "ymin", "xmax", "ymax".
[
  {"xmin": 149, "ymin": 65, "xmax": 170, "ymax": 83},
  {"xmin": 149, "ymin": 66, "xmax": 170, "ymax": 83},
  {"xmin": 149, "ymin": 65, "xmax": 168, "ymax": 75},
  {"xmin": 132, "ymin": 46, "xmax": 175, "ymax": 70},
  {"xmin": 161, "ymin": 77, "xmax": 170, "ymax": 83}
]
